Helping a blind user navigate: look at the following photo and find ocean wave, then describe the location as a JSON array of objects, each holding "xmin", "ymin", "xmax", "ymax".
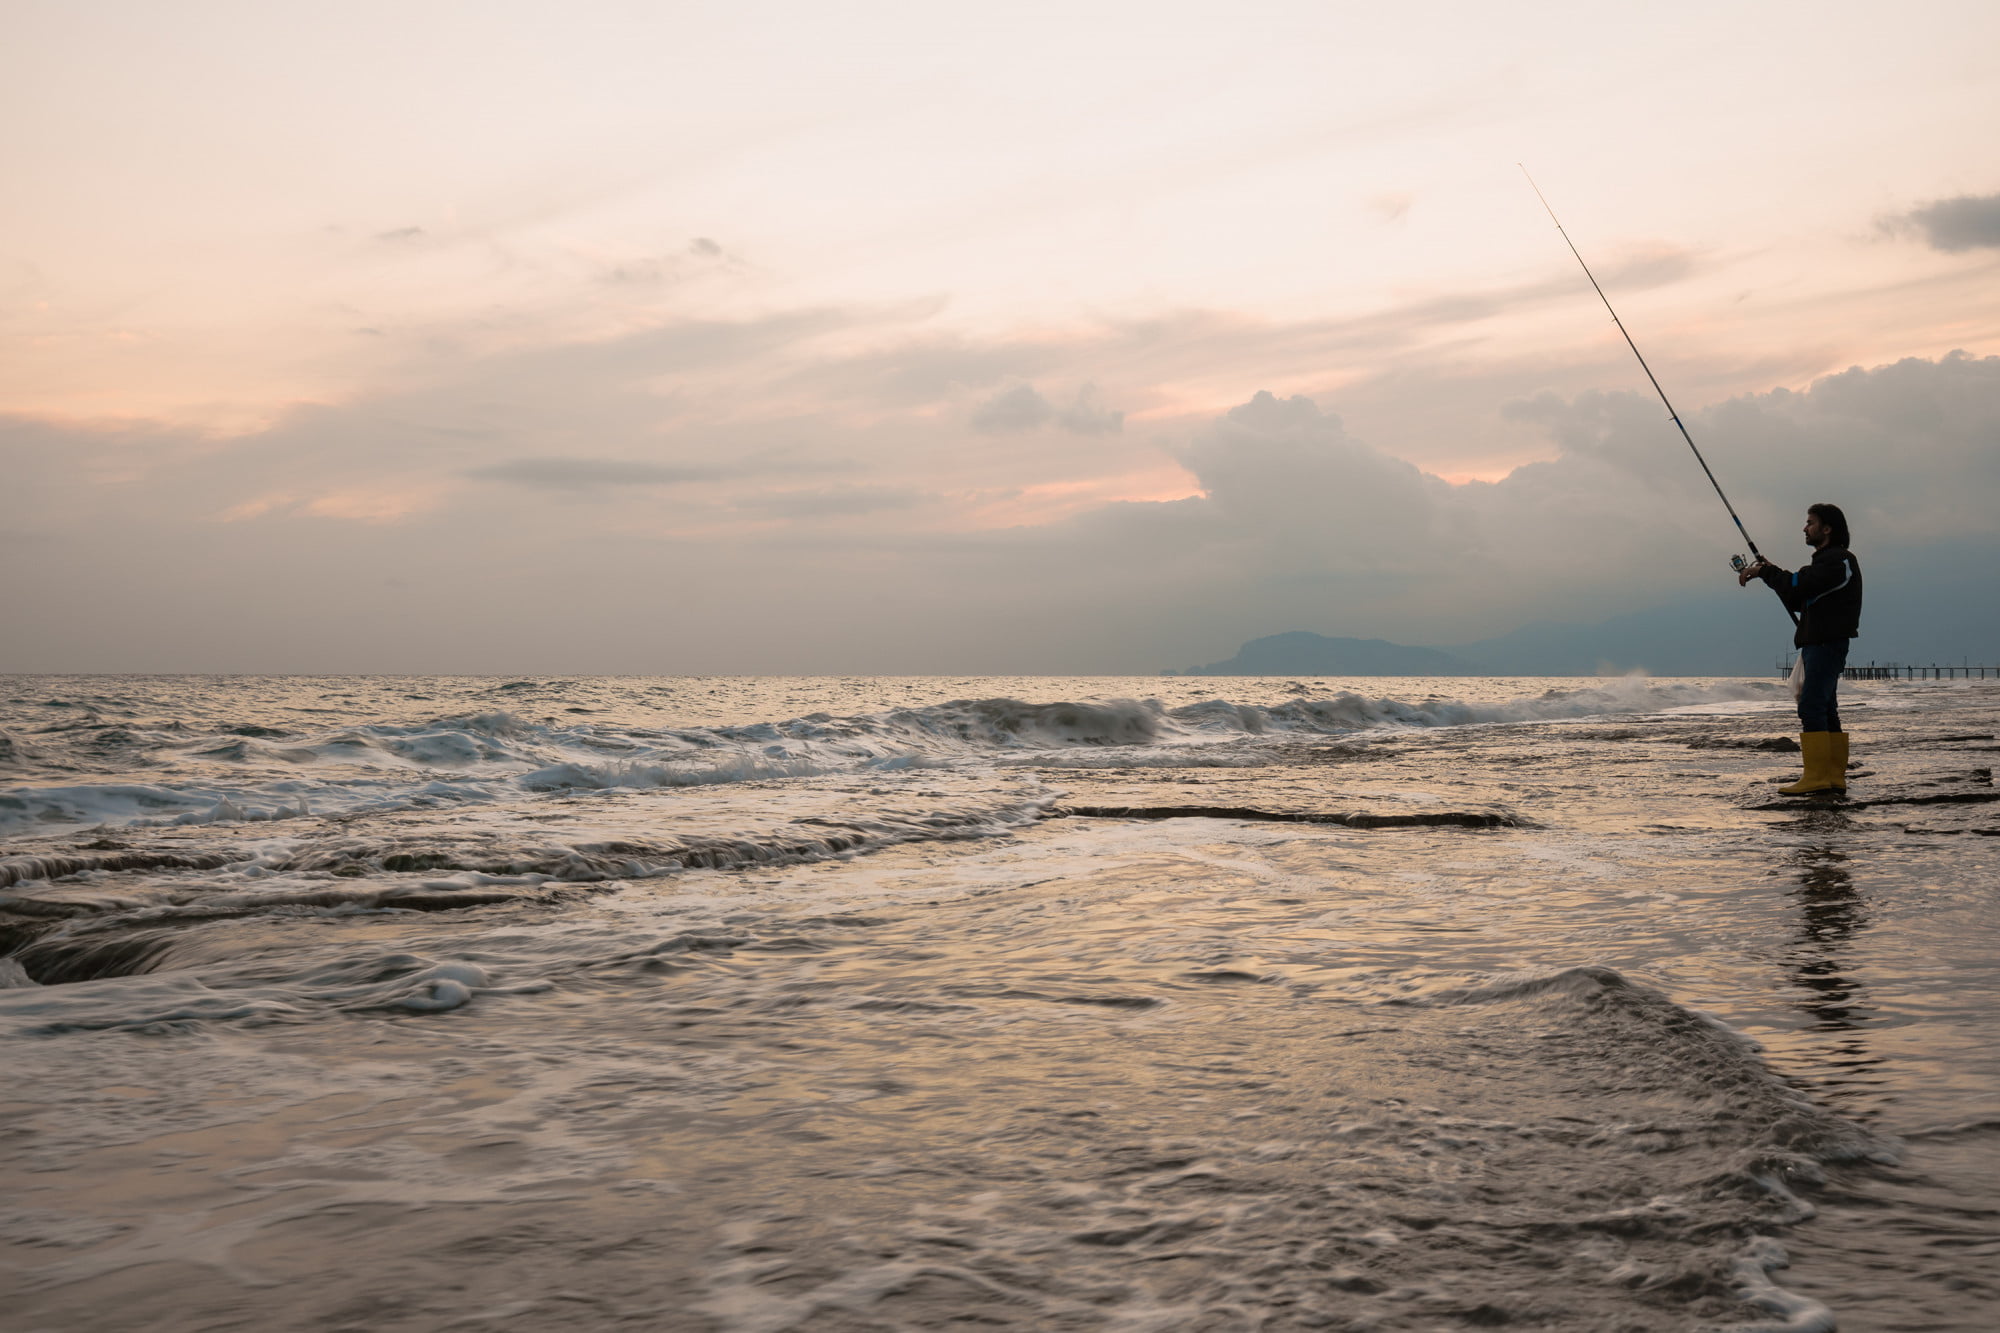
[
  {"xmin": 1, "ymin": 848, "xmax": 242, "ymax": 892},
  {"xmin": 0, "ymin": 776, "xmax": 507, "ymax": 836},
  {"xmin": 0, "ymin": 679, "xmax": 1785, "ymax": 833},
  {"xmin": 1400, "ymin": 964, "xmax": 1892, "ymax": 1165},
  {"xmin": 516, "ymin": 752, "xmax": 945, "ymax": 792},
  {"xmin": 0, "ymin": 951, "xmax": 556, "ymax": 1033},
  {"xmin": 0, "ymin": 782, "xmax": 1063, "ymax": 998}
]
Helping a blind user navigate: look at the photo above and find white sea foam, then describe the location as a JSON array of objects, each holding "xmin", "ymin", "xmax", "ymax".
[{"xmin": 1721, "ymin": 1238, "xmax": 1838, "ymax": 1333}]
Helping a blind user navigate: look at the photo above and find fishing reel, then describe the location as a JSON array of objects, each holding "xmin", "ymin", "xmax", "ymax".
[{"xmin": 1729, "ymin": 554, "xmax": 1750, "ymax": 572}]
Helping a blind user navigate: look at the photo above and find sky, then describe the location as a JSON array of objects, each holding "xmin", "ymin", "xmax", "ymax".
[{"xmin": 6, "ymin": 0, "xmax": 2000, "ymax": 674}]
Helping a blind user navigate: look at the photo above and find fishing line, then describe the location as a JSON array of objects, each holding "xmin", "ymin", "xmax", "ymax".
[{"xmin": 1520, "ymin": 166, "xmax": 1794, "ymax": 623}]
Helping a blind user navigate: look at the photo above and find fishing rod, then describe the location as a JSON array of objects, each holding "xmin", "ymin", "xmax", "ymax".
[{"xmin": 1519, "ymin": 166, "xmax": 1795, "ymax": 623}]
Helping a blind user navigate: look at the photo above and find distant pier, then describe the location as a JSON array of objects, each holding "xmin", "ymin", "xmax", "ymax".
[
  {"xmin": 1845, "ymin": 662, "xmax": 1997, "ymax": 680},
  {"xmin": 1778, "ymin": 659, "xmax": 1999, "ymax": 680}
]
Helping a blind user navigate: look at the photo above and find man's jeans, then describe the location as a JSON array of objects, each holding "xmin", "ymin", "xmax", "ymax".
[{"xmin": 1797, "ymin": 641, "xmax": 1849, "ymax": 732}]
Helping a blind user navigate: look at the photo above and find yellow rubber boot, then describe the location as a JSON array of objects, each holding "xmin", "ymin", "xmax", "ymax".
[
  {"xmin": 1830, "ymin": 732, "xmax": 1850, "ymax": 790},
  {"xmin": 1780, "ymin": 732, "xmax": 1839, "ymax": 795}
]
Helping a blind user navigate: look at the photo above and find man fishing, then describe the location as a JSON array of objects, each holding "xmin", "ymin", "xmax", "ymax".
[
  {"xmin": 1521, "ymin": 172, "xmax": 1862, "ymax": 797},
  {"xmin": 1738, "ymin": 503, "xmax": 1862, "ymax": 794}
]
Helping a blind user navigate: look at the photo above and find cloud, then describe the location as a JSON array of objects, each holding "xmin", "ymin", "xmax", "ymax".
[
  {"xmin": 465, "ymin": 458, "xmax": 726, "ymax": 489},
  {"xmin": 1894, "ymin": 193, "xmax": 2000, "ymax": 252},
  {"xmin": 1056, "ymin": 384, "xmax": 1124, "ymax": 435},
  {"xmin": 6, "ymin": 285, "xmax": 1997, "ymax": 674},
  {"xmin": 375, "ymin": 226, "xmax": 426, "ymax": 242},
  {"xmin": 601, "ymin": 236, "xmax": 744, "ymax": 287},
  {"xmin": 970, "ymin": 383, "xmax": 1054, "ymax": 433},
  {"xmin": 970, "ymin": 382, "xmax": 1124, "ymax": 435},
  {"xmin": 984, "ymin": 353, "xmax": 2000, "ymax": 662}
]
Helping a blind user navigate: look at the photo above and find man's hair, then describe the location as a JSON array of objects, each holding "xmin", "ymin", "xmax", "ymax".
[{"xmin": 1808, "ymin": 502, "xmax": 1850, "ymax": 548}]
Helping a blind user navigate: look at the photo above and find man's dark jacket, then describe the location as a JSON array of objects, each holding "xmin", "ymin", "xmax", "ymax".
[{"xmin": 1758, "ymin": 545, "xmax": 1862, "ymax": 647}]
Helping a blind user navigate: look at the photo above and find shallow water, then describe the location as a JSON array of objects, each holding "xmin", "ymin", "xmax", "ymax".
[{"xmin": 4, "ymin": 674, "xmax": 1999, "ymax": 1330}]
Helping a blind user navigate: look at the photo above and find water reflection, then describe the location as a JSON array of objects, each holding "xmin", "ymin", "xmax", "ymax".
[
  {"xmin": 1787, "ymin": 843, "xmax": 1868, "ymax": 1030},
  {"xmin": 1778, "ymin": 811, "xmax": 1889, "ymax": 1112}
]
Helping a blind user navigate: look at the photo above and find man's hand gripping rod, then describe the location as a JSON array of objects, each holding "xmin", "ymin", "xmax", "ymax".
[{"xmin": 1519, "ymin": 166, "xmax": 1795, "ymax": 624}]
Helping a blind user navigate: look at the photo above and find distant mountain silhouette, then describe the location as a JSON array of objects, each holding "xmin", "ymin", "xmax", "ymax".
[
  {"xmin": 1170, "ymin": 597, "xmax": 1792, "ymax": 677},
  {"xmin": 1168, "ymin": 542, "xmax": 2000, "ymax": 676}
]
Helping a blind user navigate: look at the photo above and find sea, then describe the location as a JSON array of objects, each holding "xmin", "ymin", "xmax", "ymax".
[{"xmin": 3, "ymin": 673, "xmax": 1998, "ymax": 1332}]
